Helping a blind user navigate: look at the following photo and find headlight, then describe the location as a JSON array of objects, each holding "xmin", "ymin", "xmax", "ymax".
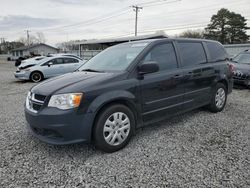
[
  {"xmin": 48, "ymin": 93, "xmax": 83, "ymax": 110},
  {"xmin": 24, "ymin": 68, "xmax": 30, "ymax": 72}
]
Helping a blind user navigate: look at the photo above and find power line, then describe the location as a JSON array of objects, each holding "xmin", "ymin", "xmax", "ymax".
[
  {"xmin": 34, "ymin": 0, "xmax": 181, "ymax": 33},
  {"xmin": 38, "ymin": 7, "xmax": 131, "ymax": 32},
  {"xmin": 143, "ymin": 0, "xmax": 181, "ymax": 7}
]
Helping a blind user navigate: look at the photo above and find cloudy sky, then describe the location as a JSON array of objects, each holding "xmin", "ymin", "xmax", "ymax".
[{"xmin": 0, "ymin": 0, "xmax": 249, "ymax": 46}]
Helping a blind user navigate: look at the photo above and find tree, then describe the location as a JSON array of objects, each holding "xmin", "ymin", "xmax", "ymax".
[
  {"xmin": 205, "ymin": 8, "xmax": 249, "ymax": 44},
  {"xmin": 0, "ymin": 41, "xmax": 24, "ymax": 54},
  {"xmin": 35, "ymin": 32, "xmax": 46, "ymax": 43},
  {"xmin": 179, "ymin": 29, "xmax": 205, "ymax": 38},
  {"xmin": 18, "ymin": 32, "xmax": 46, "ymax": 46}
]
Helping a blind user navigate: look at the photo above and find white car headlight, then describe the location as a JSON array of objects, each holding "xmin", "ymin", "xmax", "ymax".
[{"xmin": 48, "ymin": 93, "xmax": 83, "ymax": 110}]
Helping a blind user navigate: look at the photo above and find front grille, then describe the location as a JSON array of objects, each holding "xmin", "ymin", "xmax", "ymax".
[
  {"xmin": 26, "ymin": 92, "xmax": 47, "ymax": 113},
  {"xmin": 233, "ymin": 74, "xmax": 249, "ymax": 80},
  {"xmin": 34, "ymin": 94, "xmax": 46, "ymax": 102},
  {"xmin": 32, "ymin": 103, "xmax": 42, "ymax": 111},
  {"xmin": 233, "ymin": 71, "xmax": 249, "ymax": 80}
]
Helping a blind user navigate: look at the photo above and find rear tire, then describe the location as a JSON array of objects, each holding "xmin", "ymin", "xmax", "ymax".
[
  {"xmin": 94, "ymin": 104, "xmax": 135, "ymax": 153},
  {"xmin": 208, "ymin": 83, "xmax": 227, "ymax": 113},
  {"xmin": 30, "ymin": 71, "xmax": 43, "ymax": 83}
]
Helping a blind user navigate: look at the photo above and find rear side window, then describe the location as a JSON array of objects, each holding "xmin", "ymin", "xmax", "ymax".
[
  {"xmin": 142, "ymin": 43, "xmax": 178, "ymax": 71},
  {"xmin": 64, "ymin": 58, "xmax": 79, "ymax": 64},
  {"xmin": 206, "ymin": 42, "xmax": 228, "ymax": 62},
  {"xmin": 178, "ymin": 42, "xmax": 207, "ymax": 67}
]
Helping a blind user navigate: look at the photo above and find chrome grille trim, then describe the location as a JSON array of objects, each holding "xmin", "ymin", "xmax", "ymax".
[
  {"xmin": 31, "ymin": 93, "xmax": 45, "ymax": 104},
  {"xmin": 26, "ymin": 92, "xmax": 46, "ymax": 113}
]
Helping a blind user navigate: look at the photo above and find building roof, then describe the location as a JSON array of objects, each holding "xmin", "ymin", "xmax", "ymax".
[
  {"xmin": 75, "ymin": 32, "xmax": 168, "ymax": 45},
  {"xmin": 11, "ymin": 43, "xmax": 58, "ymax": 52}
]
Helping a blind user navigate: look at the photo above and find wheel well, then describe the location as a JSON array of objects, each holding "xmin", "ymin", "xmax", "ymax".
[
  {"xmin": 91, "ymin": 99, "xmax": 138, "ymax": 141},
  {"xmin": 30, "ymin": 71, "xmax": 44, "ymax": 80},
  {"xmin": 218, "ymin": 79, "xmax": 228, "ymax": 91}
]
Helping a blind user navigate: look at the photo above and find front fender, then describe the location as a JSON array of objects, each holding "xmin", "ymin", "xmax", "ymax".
[{"xmin": 86, "ymin": 90, "xmax": 137, "ymax": 113}]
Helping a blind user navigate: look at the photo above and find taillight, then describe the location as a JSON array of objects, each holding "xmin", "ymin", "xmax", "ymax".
[{"xmin": 228, "ymin": 63, "xmax": 235, "ymax": 75}]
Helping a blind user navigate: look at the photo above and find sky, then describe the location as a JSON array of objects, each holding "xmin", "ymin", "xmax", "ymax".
[{"xmin": 0, "ymin": 0, "xmax": 249, "ymax": 46}]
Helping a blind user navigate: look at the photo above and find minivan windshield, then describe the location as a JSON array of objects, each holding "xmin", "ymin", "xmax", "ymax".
[
  {"xmin": 78, "ymin": 42, "xmax": 149, "ymax": 72},
  {"xmin": 232, "ymin": 53, "xmax": 250, "ymax": 64}
]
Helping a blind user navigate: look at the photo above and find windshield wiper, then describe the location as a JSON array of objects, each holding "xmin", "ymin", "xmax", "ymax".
[{"xmin": 81, "ymin": 69, "xmax": 104, "ymax": 73}]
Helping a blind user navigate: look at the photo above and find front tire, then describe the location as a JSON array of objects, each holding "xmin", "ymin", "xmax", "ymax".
[
  {"xmin": 30, "ymin": 71, "xmax": 43, "ymax": 83},
  {"xmin": 208, "ymin": 83, "xmax": 227, "ymax": 113},
  {"xmin": 94, "ymin": 104, "xmax": 135, "ymax": 153}
]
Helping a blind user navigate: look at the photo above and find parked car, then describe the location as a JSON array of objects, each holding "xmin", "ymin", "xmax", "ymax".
[
  {"xmin": 21, "ymin": 56, "xmax": 46, "ymax": 64},
  {"xmin": 14, "ymin": 56, "xmax": 85, "ymax": 82},
  {"xmin": 25, "ymin": 38, "xmax": 233, "ymax": 152},
  {"xmin": 14, "ymin": 54, "xmax": 43, "ymax": 67},
  {"xmin": 231, "ymin": 50, "xmax": 250, "ymax": 88},
  {"xmin": 15, "ymin": 56, "xmax": 27, "ymax": 67},
  {"xmin": 17, "ymin": 56, "xmax": 48, "ymax": 70}
]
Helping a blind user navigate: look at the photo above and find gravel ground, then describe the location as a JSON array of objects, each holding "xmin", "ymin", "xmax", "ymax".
[{"xmin": 0, "ymin": 60, "xmax": 249, "ymax": 187}]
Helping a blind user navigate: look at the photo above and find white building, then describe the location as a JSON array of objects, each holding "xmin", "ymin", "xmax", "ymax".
[
  {"xmin": 11, "ymin": 43, "xmax": 59, "ymax": 58},
  {"xmin": 74, "ymin": 33, "xmax": 168, "ymax": 60}
]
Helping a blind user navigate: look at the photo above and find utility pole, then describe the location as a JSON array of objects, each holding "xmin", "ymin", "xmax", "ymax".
[
  {"xmin": 132, "ymin": 5, "xmax": 143, "ymax": 36},
  {"xmin": 25, "ymin": 30, "xmax": 31, "ymax": 46},
  {"xmin": 0, "ymin": 37, "xmax": 5, "ymax": 44}
]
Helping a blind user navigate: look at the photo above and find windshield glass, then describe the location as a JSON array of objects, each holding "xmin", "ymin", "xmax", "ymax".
[
  {"xmin": 78, "ymin": 42, "xmax": 149, "ymax": 72},
  {"xmin": 233, "ymin": 53, "xmax": 250, "ymax": 64}
]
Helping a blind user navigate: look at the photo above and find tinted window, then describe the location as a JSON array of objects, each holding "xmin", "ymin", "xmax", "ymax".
[
  {"xmin": 64, "ymin": 58, "xmax": 78, "ymax": 64},
  {"xmin": 52, "ymin": 58, "xmax": 64, "ymax": 65},
  {"xmin": 206, "ymin": 42, "xmax": 228, "ymax": 62},
  {"xmin": 142, "ymin": 43, "xmax": 178, "ymax": 71},
  {"xmin": 178, "ymin": 42, "xmax": 207, "ymax": 67}
]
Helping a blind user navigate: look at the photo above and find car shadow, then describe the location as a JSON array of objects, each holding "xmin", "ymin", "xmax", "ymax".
[
  {"xmin": 233, "ymin": 84, "xmax": 249, "ymax": 90},
  {"xmin": 29, "ymin": 109, "xmax": 202, "ymax": 160}
]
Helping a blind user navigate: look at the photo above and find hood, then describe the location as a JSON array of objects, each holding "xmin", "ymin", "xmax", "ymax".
[
  {"xmin": 31, "ymin": 71, "xmax": 125, "ymax": 96},
  {"xmin": 232, "ymin": 63, "xmax": 250, "ymax": 74},
  {"xmin": 19, "ymin": 61, "xmax": 38, "ymax": 69}
]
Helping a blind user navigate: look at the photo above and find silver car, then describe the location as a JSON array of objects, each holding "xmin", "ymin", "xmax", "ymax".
[{"xmin": 14, "ymin": 56, "xmax": 85, "ymax": 82}]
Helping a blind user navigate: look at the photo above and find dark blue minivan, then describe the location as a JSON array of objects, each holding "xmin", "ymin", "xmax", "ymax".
[{"xmin": 25, "ymin": 38, "xmax": 233, "ymax": 152}]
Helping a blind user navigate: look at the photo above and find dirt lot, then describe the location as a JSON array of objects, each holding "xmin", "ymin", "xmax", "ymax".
[{"xmin": 0, "ymin": 60, "xmax": 249, "ymax": 187}]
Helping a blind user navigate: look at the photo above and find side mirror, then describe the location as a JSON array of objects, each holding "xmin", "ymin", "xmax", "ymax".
[
  {"xmin": 138, "ymin": 61, "xmax": 159, "ymax": 75},
  {"xmin": 48, "ymin": 62, "xmax": 53, "ymax": 67}
]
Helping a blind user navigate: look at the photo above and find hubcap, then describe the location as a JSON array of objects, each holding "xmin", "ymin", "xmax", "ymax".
[
  {"xmin": 215, "ymin": 88, "xmax": 226, "ymax": 109},
  {"xmin": 32, "ymin": 73, "xmax": 41, "ymax": 82},
  {"xmin": 103, "ymin": 112, "xmax": 130, "ymax": 146}
]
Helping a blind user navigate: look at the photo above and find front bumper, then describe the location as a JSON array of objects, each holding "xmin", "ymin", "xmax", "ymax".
[
  {"xmin": 25, "ymin": 107, "xmax": 95, "ymax": 145},
  {"xmin": 14, "ymin": 71, "xmax": 30, "ymax": 80}
]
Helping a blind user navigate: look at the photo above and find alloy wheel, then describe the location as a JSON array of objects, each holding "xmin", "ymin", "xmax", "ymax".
[
  {"xmin": 215, "ymin": 88, "xmax": 226, "ymax": 109},
  {"xmin": 31, "ymin": 73, "xmax": 42, "ymax": 82}
]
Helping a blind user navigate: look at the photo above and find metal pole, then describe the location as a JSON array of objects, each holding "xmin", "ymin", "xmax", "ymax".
[
  {"xmin": 132, "ymin": 6, "xmax": 143, "ymax": 36},
  {"xmin": 25, "ymin": 30, "xmax": 30, "ymax": 46}
]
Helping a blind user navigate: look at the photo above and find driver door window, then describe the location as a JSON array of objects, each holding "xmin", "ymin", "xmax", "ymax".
[{"xmin": 142, "ymin": 43, "xmax": 178, "ymax": 72}]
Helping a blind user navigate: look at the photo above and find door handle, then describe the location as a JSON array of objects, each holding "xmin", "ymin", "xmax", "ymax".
[{"xmin": 173, "ymin": 74, "xmax": 183, "ymax": 78}]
